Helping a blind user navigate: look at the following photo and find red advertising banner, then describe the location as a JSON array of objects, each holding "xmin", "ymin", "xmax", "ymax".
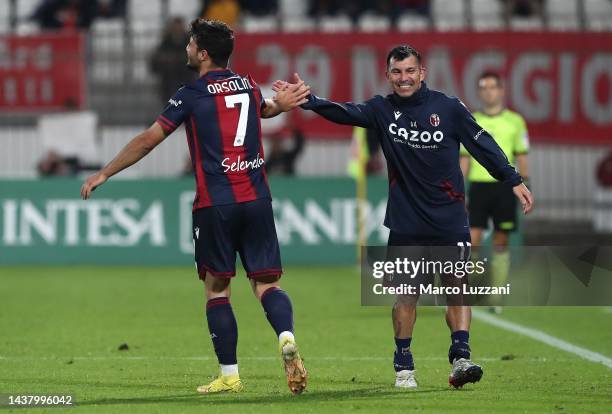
[
  {"xmin": 231, "ymin": 32, "xmax": 612, "ymax": 145},
  {"xmin": 0, "ymin": 33, "xmax": 85, "ymax": 111}
]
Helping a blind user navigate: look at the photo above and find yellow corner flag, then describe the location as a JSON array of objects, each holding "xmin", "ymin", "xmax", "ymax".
[
  {"xmin": 347, "ymin": 127, "xmax": 369, "ymax": 179},
  {"xmin": 348, "ymin": 127, "xmax": 369, "ymax": 264}
]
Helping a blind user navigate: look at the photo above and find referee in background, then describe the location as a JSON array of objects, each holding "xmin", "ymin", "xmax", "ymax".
[{"xmin": 460, "ymin": 71, "xmax": 530, "ymax": 310}]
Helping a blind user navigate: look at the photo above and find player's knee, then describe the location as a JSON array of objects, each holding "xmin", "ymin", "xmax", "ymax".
[
  {"xmin": 251, "ymin": 275, "xmax": 281, "ymax": 300},
  {"xmin": 394, "ymin": 296, "xmax": 418, "ymax": 309},
  {"xmin": 205, "ymin": 275, "xmax": 231, "ymax": 298}
]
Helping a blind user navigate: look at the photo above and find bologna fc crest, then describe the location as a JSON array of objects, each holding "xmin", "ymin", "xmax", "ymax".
[{"xmin": 430, "ymin": 113, "xmax": 440, "ymax": 127}]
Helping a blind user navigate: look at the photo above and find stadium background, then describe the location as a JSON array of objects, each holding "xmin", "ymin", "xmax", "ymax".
[{"xmin": 0, "ymin": 1, "xmax": 611, "ymax": 413}]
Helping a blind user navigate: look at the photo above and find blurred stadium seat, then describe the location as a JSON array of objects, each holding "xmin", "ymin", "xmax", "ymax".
[
  {"xmin": 357, "ymin": 13, "xmax": 391, "ymax": 32},
  {"xmin": 470, "ymin": 0, "xmax": 505, "ymax": 31},
  {"xmin": 432, "ymin": 0, "xmax": 467, "ymax": 30},
  {"xmin": 242, "ymin": 15, "xmax": 279, "ymax": 33},
  {"xmin": 168, "ymin": 0, "xmax": 200, "ymax": 22},
  {"xmin": 130, "ymin": 19, "xmax": 162, "ymax": 82},
  {"xmin": 282, "ymin": 16, "xmax": 317, "ymax": 32},
  {"xmin": 15, "ymin": 0, "xmax": 133, "ymax": 34},
  {"xmin": 509, "ymin": 15, "xmax": 544, "ymax": 31},
  {"xmin": 279, "ymin": 0, "xmax": 308, "ymax": 20},
  {"xmin": 0, "ymin": 1, "xmax": 10, "ymax": 34},
  {"xmin": 396, "ymin": 13, "xmax": 430, "ymax": 32},
  {"xmin": 16, "ymin": 21, "xmax": 39, "ymax": 35},
  {"xmin": 318, "ymin": 14, "xmax": 353, "ymax": 32},
  {"xmin": 129, "ymin": 0, "xmax": 163, "ymax": 27},
  {"xmin": 546, "ymin": 0, "xmax": 580, "ymax": 30},
  {"xmin": 16, "ymin": 0, "xmax": 38, "ymax": 23},
  {"xmin": 584, "ymin": 0, "xmax": 612, "ymax": 31},
  {"xmin": 91, "ymin": 19, "xmax": 126, "ymax": 52},
  {"xmin": 91, "ymin": 19, "xmax": 126, "ymax": 82}
]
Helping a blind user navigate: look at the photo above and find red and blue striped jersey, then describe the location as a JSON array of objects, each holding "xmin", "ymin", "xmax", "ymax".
[{"xmin": 156, "ymin": 69, "xmax": 271, "ymax": 210}]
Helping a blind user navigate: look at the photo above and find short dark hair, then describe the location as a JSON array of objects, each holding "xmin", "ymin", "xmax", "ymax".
[
  {"xmin": 386, "ymin": 45, "xmax": 422, "ymax": 68},
  {"xmin": 188, "ymin": 19, "xmax": 234, "ymax": 68},
  {"xmin": 478, "ymin": 71, "xmax": 503, "ymax": 87}
]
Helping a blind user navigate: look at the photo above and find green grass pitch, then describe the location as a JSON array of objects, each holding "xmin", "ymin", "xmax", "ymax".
[{"xmin": 1, "ymin": 266, "xmax": 610, "ymax": 413}]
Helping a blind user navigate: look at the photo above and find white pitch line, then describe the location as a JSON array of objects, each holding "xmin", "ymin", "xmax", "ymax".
[{"xmin": 473, "ymin": 310, "xmax": 612, "ymax": 369}]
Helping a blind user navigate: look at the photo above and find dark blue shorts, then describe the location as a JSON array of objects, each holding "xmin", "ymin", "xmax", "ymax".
[
  {"xmin": 388, "ymin": 231, "xmax": 471, "ymax": 246},
  {"xmin": 387, "ymin": 231, "xmax": 472, "ymax": 262},
  {"xmin": 385, "ymin": 232, "xmax": 472, "ymax": 304},
  {"xmin": 192, "ymin": 198, "xmax": 283, "ymax": 280}
]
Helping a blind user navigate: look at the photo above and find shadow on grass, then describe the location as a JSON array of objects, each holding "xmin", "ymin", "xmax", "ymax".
[
  {"xmin": 1, "ymin": 377, "xmax": 188, "ymax": 392},
  {"xmin": 77, "ymin": 386, "xmax": 465, "ymax": 407}
]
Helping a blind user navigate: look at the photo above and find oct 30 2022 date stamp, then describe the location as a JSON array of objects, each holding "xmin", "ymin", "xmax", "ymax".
[{"xmin": 0, "ymin": 394, "xmax": 75, "ymax": 407}]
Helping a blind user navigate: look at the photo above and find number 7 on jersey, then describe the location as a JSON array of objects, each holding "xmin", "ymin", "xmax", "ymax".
[{"xmin": 224, "ymin": 93, "xmax": 250, "ymax": 147}]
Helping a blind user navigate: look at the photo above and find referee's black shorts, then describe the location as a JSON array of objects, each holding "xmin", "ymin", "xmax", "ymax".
[{"xmin": 468, "ymin": 182, "xmax": 517, "ymax": 232}]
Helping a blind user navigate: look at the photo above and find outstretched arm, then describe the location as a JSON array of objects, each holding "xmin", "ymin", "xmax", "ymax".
[
  {"xmin": 273, "ymin": 73, "xmax": 375, "ymax": 128},
  {"xmin": 261, "ymin": 79, "xmax": 311, "ymax": 118},
  {"xmin": 81, "ymin": 122, "xmax": 167, "ymax": 199}
]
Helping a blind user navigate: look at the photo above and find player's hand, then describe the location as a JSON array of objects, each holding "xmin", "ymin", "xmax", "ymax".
[
  {"xmin": 272, "ymin": 73, "xmax": 308, "ymax": 93},
  {"xmin": 81, "ymin": 171, "xmax": 108, "ymax": 200},
  {"xmin": 272, "ymin": 80, "xmax": 289, "ymax": 93},
  {"xmin": 273, "ymin": 73, "xmax": 311, "ymax": 111},
  {"xmin": 513, "ymin": 183, "xmax": 534, "ymax": 215}
]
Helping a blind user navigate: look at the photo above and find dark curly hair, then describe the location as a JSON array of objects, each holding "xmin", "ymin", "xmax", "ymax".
[
  {"xmin": 188, "ymin": 19, "xmax": 234, "ymax": 68},
  {"xmin": 386, "ymin": 45, "xmax": 422, "ymax": 68}
]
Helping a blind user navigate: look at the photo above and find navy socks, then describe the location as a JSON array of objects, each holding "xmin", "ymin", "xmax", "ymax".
[
  {"xmin": 260, "ymin": 287, "xmax": 294, "ymax": 336},
  {"xmin": 206, "ymin": 297, "xmax": 238, "ymax": 365},
  {"xmin": 449, "ymin": 330, "xmax": 471, "ymax": 363},
  {"xmin": 394, "ymin": 337, "xmax": 414, "ymax": 371},
  {"xmin": 205, "ymin": 287, "xmax": 295, "ymax": 369}
]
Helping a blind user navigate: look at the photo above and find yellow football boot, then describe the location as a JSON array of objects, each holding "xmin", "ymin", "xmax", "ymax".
[{"xmin": 196, "ymin": 373, "xmax": 243, "ymax": 394}]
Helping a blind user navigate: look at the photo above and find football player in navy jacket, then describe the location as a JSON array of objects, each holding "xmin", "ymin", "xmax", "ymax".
[{"xmin": 274, "ymin": 45, "xmax": 533, "ymax": 389}]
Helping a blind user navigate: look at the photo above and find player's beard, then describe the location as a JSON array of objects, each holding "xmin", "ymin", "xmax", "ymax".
[
  {"xmin": 186, "ymin": 60, "xmax": 199, "ymax": 72},
  {"xmin": 186, "ymin": 54, "xmax": 199, "ymax": 72}
]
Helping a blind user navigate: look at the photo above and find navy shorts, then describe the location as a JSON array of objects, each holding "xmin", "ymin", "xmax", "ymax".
[
  {"xmin": 192, "ymin": 198, "xmax": 283, "ymax": 280},
  {"xmin": 387, "ymin": 231, "xmax": 472, "ymax": 272},
  {"xmin": 386, "ymin": 231, "xmax": 472, "ymax": 305}
]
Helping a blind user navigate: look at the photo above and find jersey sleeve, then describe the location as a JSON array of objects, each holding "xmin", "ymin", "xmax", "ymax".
[
  {"xmin": 513, "ymin": 114, "xmax": 530, "ymax": 155},
  {"xmin": 156, "ymin": 86, "xmax": 191, "ymax": 135},
  {"xmin": 453, "ymin": 99, "xmax": 522, "ymax": 187},
  {"xmin": 247, "ymin": 75, "xmax": 267, "ymax": 113},
  {"xmin": 256, "ymin": 85, "xmax": 267, "ymax": 113},
  {"xmin": 300, "ymin": 94, "xmax": 377, "ymax": 128}
]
